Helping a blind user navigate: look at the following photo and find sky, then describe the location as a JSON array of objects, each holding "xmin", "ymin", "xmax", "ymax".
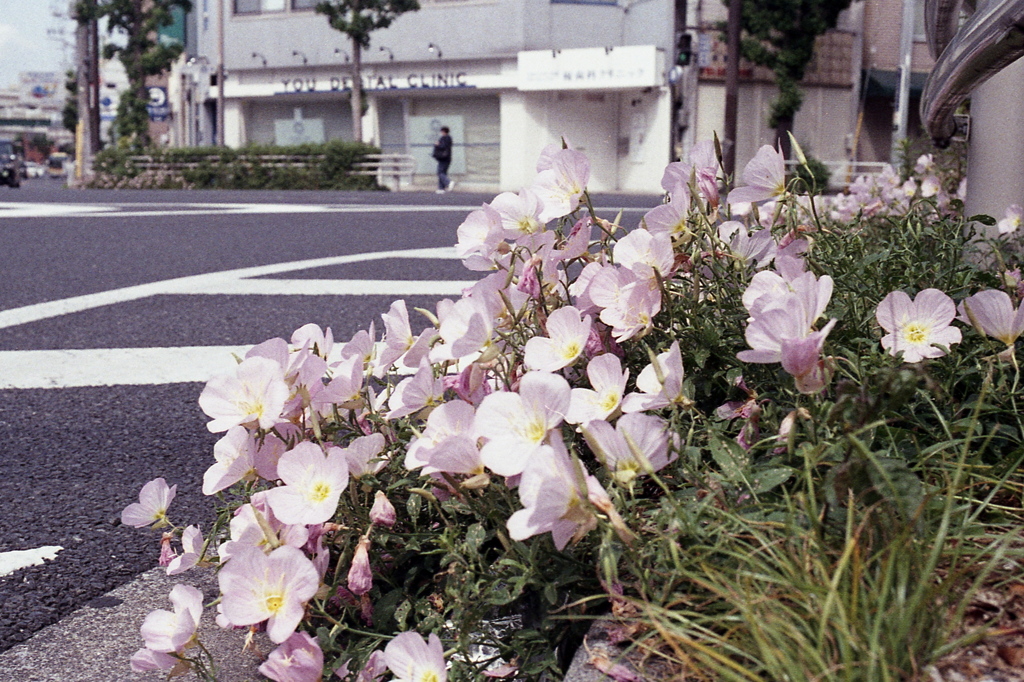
[{"xmin": 0, "ymin": 1, "xmax": 77, "ymax": 92}]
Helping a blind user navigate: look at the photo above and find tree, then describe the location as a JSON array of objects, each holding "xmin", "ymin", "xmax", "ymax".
[
  {"xmin": 95, "ymin": 0, "xmax": 191, "ymax": 147},
  {"xmin": 62, "ymin": 69, "xmax": 79, "ymax": 134},
  {"xmin": 734, "ymin": 0, "xmax": 851, "ymax": 157},
  {"xmin": 315, "ymin": 0, "xmax": 420, "ymax": 143}
]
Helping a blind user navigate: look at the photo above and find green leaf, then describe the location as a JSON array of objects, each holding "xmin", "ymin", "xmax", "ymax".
[
  {"xmin": 968, "ymin": 214, "xmax": 997, "ymax": 226},
  {"xmin": 750, "ymin": 467, "xmax": 794, "ymax": 494},
  {"xmin": 465, "ymin": 523, "xmax": 486, "ymax": 555},
  {"xmin": 406, "ymin": 493, "xmax": 422, "ymax": 525},
  {"xmin": 709, "ymin": 434, "xmax": 750, "ymax": 481}
]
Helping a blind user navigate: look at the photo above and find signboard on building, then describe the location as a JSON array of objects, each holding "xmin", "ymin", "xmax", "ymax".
[
  {"xmin": 517, "ymin": 46, "xmax": 662, "ymax": 91},
  {"xmin": 19, "ymin": 72, "xmax": 61, "ymax": 104},
  {"xmin": 147, "ymin": 86, "xmax": 170, "ymax": 122}
]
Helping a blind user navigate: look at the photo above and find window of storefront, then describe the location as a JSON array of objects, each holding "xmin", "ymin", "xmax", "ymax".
[
  {"xmin": 234, "ymin": 0, "xmax": 286, "ymax": 14},
  {"xmin": 291, "ymin": 0, "xmax": 317, "ymax": 9}
]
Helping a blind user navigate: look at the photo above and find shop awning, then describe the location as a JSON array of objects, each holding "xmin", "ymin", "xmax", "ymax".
[{"xmin": 863, "ymin": 69, "xmax": 930, "ymax": 98}]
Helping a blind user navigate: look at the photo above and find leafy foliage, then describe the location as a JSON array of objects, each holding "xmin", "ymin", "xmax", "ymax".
[
  {"xmin": 89, "ymin": 141, "xmax": 384, "ymax": 190},
  {"xmin": 89, "ymin": 0, "xmax": 192, "ymax": 147},
  {"xmin": 732, "ymin": 0, "xmax": 853, "ymax": 144}
]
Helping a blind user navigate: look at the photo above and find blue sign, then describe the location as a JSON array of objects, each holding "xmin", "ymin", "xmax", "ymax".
[{"xmin": 147, "ymin": 86, "xmax": 170, "ymax": 122}]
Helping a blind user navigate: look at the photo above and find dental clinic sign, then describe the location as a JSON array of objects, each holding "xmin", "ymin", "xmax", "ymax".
[
  {"xmin": 276, "ymin": 71, "xmax": 472, "ymax": 94},
  {"xmin": 517, "ymin": 45, "xmax": 662, "ymax": 91}
]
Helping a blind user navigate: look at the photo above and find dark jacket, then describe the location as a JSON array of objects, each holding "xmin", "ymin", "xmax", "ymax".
[{"xmin": 432, "ymin": 134, "xmax": 452, "ymax": 162}]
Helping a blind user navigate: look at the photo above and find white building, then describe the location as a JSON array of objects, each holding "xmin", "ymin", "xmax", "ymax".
[
  {"xmin": 171, "ymin": 0, "xmax": 931, "ymax": 193},
  {"xmin": 182, "ymin": 0, "xmax": 681, "ymax": 192}
]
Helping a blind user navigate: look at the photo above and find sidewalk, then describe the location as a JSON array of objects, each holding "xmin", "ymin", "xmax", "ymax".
[{"xmin": 0, "ymin": 568, "xmax": 618, "ymax": 682}]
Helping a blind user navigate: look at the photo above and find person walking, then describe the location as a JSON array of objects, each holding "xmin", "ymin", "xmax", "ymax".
[{"xmin": 432, "ymin": 126, "xmax": 454, "ymax": 193}]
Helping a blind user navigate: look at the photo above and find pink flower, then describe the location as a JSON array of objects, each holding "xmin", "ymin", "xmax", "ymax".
[
  {"xmin": 355, "ymin": 650, "xmax": 387, "ymax": 682},
  {"xmin": 203, "ymin": 426, "xmax": 259, "ymax": 495},
  {"xmin": 958, "ymin": 289, "xmax": 1024, "ymax": 346},
  {"xmin": 532, "ymin": 148, "xmax": 591, "ymax": 223},
  {"xmin": 342, "ymin": 433, "xmax": 388, "ymax": 479},
  {"xmin": 384, "ymin": 631, "xmax": 448, "ymax": 682},
  {"xmin": 370, "ymin": 491, "xmax": 397, "ymax": 528},
  {"xmin": 727, "ymin": 144, "xmax": 786, "ymax": 205},
  {"xmin": 506, "ymin": 437, "xmax": 604, "ymax": 550},
  {"xmin": 264, "ymin": 442, "xmax": 350, "ymax": 526},
  {"xmin": 475, "ymin": 372, "xmax": 571, "ymax": 477},
  {"xmin": 259, "ymin": 631, "xmax": 324, "ymax": 682},
  {"xmin": 999, "ymin": 204, "xmax": 1023, "ymax": 235},
  {"xmin": 166, "ymin": 525, "xmax": 204, "ymax": 575},
  {"xmin": 129, "ymin": 648, "xmax": 178, "ymax": 672},
  {"xmin": 613, "ymin": 229, "xmax": 675, "ymax": 281},
  {"xmin": 566, "ymin": 354, "xmax": 628, "ymax": 424},
  {"xmin": 456, "ymin": 204, "xmax": 506, "ymax": 271},
  {"xmin": 489, "ymin": 187, "xmax": 546, "ymax": 238},
  {"xmin": 524, "ymin": 306, "xmax": 592, "ymax": 372},
  {"xmin": 291, "ymin": 323, "xmax": 334, "ymax": 359},
  {"xmin": 621, "ymin": 340, "xmax": 686, "ymax": 412},
  {"xmin": 137, "ymin": 584, "xmax": 203, "ymax": 655},
  {"xmin": 582, "ymin": 413, "xmax": 676, "ymax": 483},
  {"xmin": 642, "ymin": 198, "xmax": 692, "ymax": 240},
  {"xmin": 377, "ymin": 300, "xmax": 432, "ymax": 376},
  {"xmin": 219, "ymin": 545, "xmax": 320, "ymax": 643},
  {"xmin": 121, "ymin": 478, "xmax": 176, "ymax": 528},
  {"xmin": 347, "ymin": 535, "xmax": 374, "ymax": 595},
  {"xmin": 405, "ymin": 400, "xmax": 477, "ymax": 471},
  {"xmin": 199, "ymin": 356, "xmax": 290, "ymax": 433},
  {"xmin": 876, "ymin": 289, "xmax": 962, "ymax": 363},
  {"xmin": 387, "ymin": 359, "xmax": 446, "ymax": 419}
]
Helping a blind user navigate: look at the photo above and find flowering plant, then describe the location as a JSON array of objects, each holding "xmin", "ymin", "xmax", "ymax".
[{"xmin": 126, "ymin": 137, "xmax": 1024, "ymax": 680}]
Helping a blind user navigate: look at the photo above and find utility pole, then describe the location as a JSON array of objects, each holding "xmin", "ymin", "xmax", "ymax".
[
  {"xmin": 723, "ymin": 0, "xmax": 741, "ymax": 177},
  {"xmin": 892, "ymin": 0, "xmax": 915, "ymax": 164},
  {"xmin": 73, "ymin": 0, "xmax": 100, "ymax": 181},
  {"xmin": 217, "ymin": 0, "xmax": 225, "ymax": 146}
]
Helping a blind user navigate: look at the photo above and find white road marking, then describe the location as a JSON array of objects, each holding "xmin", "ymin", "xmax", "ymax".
[
  {"xmin": 0, "ymin": 347, "xmax": 252, "ymax": 389},
  {"xmin": 0, "ymin": 546, "xmax": 63, "ymax": 577},
  {"xmin": 0, "ymin": 246, "xmax": 468, "ymax": 330},
  {"xmin": 197, "ymin": 278, "xmax": 473, "ymax": 296},
  {"xmin": 0, "ymin": 201, "xmax": 648, "ymax": 219}
]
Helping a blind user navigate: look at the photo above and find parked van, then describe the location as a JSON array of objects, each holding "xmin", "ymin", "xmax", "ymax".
[
  {"xmin": 0, "ymin": 139, "xmax": 22, "ymax": 188},
  {"xmin": 48, "ymin": 152, "xmax": 69, "ymax": 178}
]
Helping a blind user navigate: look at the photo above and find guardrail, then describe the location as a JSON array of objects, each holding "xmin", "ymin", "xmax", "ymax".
[
  {"xmin": 921, "ymin": 0, "xmax": 1024, "ymax": 145},
  {"xmin": 784, "ymin": 160, "xmax": 891, "ymax": 188},
  {"xmin": 349, "ymin": 153, "xmax": 417, "ymax": 191},
  {"xmin": 126, "ymin": 154, "xmax": 326, "ymax": 170}
]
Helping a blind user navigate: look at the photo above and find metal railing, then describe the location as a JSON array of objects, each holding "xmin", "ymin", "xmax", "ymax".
[
  {"xmin": 349, "ymin": 153, "xmax": 418, "ymax": 191},
  {"xmin": 921, "ymin": 0, "xmax": 1024, "ymax": 145},
  {"xmin": 784, "ymin": 160, "xmax": 892, "ymax": 188}
]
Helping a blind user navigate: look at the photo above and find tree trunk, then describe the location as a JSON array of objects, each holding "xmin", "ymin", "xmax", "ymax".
[
  {"xmin": 350, "ymin": 38, "xmax": 362, "ymax": 143},
  {"xmin": 775, "ymin": 116, "xmax": 793, "ymax": 160}
]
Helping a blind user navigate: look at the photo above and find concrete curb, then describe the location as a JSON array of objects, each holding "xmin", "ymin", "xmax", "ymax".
[
  {"xmin": 0, "ymin": 567, "xmax": 270, "ymax": 682},
  {"xmin": 0, "ymin": 567, "xmax": 617, "ymax": 681}
]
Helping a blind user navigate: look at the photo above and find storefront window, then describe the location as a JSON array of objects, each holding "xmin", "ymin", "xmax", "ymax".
[
  {"xmin": 234, "ymin": 0, "xmax": 286, "ymax": 13},
  {"xmin": 292, "ymin": 0, "xmax": 317, "ymax": 8}
]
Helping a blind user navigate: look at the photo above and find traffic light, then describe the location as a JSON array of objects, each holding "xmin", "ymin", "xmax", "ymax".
[{"xmin": 676, "ymin": 33, "xmax": 693, "ymax": 67}]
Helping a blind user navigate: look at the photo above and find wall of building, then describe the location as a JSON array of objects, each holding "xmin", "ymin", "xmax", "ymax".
[{"xmin": 187, "ymin": 0, "xmax": 679, "ymax": 193}]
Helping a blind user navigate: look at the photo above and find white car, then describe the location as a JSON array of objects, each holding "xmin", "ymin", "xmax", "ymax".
[{"xmin": 24, "ymin": 161, "xmax": 45, "ymax": 178}]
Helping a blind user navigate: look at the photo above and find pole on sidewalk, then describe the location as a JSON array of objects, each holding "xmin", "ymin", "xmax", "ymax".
[{"xmin": 723, "ymin": 0, "xmax": 741, "ymax": 177}]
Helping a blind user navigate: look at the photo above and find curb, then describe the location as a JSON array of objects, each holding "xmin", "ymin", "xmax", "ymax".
[{"xmin": 0, "ymin": 567, "xmax": 617, "ymax": 681}]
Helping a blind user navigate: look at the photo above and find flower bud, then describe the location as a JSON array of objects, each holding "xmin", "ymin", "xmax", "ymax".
[
  {"xmin": 347, "ymin": 536, "xmax": 373, "ymax": 596},
  {"xmin": 369, "ymin": 491, "xmax": 396, "ymax": 528}
]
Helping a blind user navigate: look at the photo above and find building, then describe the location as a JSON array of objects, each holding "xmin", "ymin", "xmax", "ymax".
[{"xmin": 168, "ymin": 0, "xmax": 935, "ymax": 192}]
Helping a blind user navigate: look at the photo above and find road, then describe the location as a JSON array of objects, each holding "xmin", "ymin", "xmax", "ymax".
[{"xmin": 0, "ymin": 178, "xmax": 657, "ymax": 652}]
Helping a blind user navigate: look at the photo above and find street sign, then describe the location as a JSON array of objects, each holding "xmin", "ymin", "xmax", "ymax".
[{"xmin": 147, "ymin": 86, "xmax": 170, "ymax": 122}]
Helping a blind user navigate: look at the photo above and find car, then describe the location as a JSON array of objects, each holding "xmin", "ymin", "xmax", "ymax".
[
  {"xmin": 23, "ymin": 161, "xmax": 45, "ymax": 179},
  {"xmin": 0, "ymin": 139, "xmax": 22, "ymax": 188}
]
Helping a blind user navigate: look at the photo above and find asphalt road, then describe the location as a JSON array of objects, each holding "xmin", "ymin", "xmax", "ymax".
[{"xmin": 0, "ymin": 178, "xmax": 658, "ymax": 652}]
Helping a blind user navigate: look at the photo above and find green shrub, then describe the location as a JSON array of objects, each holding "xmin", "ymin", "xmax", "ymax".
[{"xmin": 89, "ymin": 141, "xmax": 384, "ymax": 190}]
